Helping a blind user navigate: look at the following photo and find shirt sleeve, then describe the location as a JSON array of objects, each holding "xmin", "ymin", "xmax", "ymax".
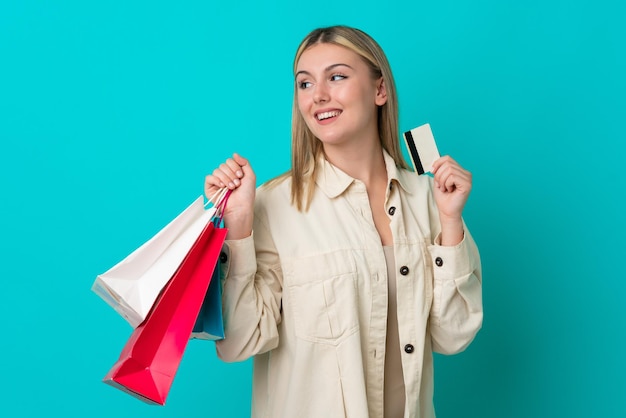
[
  {"xmin": 427, "ymin": 224, "xmax": 483, "ymax": 355},
  {"xmin": 215, "ymin": 214, "xmax": 283, "ymax": 363}
]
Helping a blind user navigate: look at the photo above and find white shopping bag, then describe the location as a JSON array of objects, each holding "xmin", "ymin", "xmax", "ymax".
[{"xmin": 92, "ymin": 190, "xmax": 227, "ymax": 327}]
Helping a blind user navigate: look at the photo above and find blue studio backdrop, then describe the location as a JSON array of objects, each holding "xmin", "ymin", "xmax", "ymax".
[{"xmin": 1, "ymin": 1, "xmax": 624, "ymax": 417}]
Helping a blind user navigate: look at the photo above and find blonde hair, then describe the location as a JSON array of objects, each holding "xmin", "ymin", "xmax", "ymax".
[{"xmin": 269, "ymin": 25, "xmax": 408, "ymax": 211}]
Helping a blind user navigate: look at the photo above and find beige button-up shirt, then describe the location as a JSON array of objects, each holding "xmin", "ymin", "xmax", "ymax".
[{"xmin": 216, "ymin": 151, "xmax": 483, "ymax": 418}]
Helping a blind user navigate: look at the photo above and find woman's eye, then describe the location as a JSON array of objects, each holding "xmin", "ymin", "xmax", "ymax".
[
  {"xmin": 298, "ymin": 81, "xmax": 312, "ymax": 89},
  {"xmin": 330, "ymin": 74, "xmax": 347, "ymax": 81}
]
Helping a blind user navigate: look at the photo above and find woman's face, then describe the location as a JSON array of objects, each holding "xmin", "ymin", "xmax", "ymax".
[{"xmin": 295, "ymin": 43, "xmax": 387, "ymax": 148}]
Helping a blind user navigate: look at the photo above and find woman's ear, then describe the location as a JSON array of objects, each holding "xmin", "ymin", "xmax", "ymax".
[{"xmin": 375, "ymin": 78, "xmax": 388, "ymax": 106}]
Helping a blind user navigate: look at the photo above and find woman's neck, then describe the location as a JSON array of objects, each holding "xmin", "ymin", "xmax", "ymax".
[{"xmin": 323, "ymin": 139, "xmax": 387, "ymax": 187}]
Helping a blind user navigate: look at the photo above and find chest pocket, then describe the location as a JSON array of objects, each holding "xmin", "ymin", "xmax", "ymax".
[{"xmin": 283, "ymin": 250, "xmax": 359, "ymax": 345}]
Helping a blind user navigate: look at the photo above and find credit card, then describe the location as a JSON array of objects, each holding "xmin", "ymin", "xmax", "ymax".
[{"xmin": 403, "ymin": 123, "xmax": 440, "ymax": 175}]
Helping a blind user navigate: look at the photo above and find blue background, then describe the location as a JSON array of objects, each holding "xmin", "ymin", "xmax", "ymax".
[{"xmin": 1, "ymin": 0, "xmax": 624, "ymax": 417}]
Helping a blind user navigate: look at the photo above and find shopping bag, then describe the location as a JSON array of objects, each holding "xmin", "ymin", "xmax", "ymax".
[
  {"xmin": 102, "ymin": 192, "xmax": 230, "ymax": 405},
  {"xmin": 92, "ymin": 189, "xmax": 228, "ymax": 327},
  {"xmin": 191, "ymin": 232, "xmax": 225, "ymax": 340}
]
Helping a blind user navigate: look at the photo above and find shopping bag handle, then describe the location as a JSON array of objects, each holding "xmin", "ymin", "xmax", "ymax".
[
  {"xmin": 215, "ymin": 189, "xmax": 232, "ymax": 225},
  {"xmin": 205, "ymin": 187, "xmax": 227, "ymax": 208},
  {"xmin": 204, "ymin": 188, "xmax": 232, "ymax": 225}
]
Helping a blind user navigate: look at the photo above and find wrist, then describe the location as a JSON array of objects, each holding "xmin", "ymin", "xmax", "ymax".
[
  {"xmin": 223, "ymin": 209, "xmax": 254, "ymax": 240},
  {"xmin": 225, "ymin": 223, "xmax": 253, "ymax": 240},
  {"xmin": 439, "ymin": 216, "xmax": 464, "ymax": 246}
]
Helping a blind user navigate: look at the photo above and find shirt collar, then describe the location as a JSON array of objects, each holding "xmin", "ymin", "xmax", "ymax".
[{"xmin": 315, "ymin": 149, "xmax": 412, "ymax": 199}]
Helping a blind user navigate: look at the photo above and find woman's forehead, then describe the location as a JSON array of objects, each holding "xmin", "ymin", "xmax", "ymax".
[{"xmin": 296, "ymin": 43, "xmax": 363, "ymax": 72}]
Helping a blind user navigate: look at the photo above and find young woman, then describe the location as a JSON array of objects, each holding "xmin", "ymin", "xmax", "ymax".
[{"xmin": 204, "ymin": 25, "xmax": 483, "ymax": 418}]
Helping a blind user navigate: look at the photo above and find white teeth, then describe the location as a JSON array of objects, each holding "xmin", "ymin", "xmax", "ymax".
[{"xmin": 317, "ymin": 111, "xmax": 340, "ymax": 120}]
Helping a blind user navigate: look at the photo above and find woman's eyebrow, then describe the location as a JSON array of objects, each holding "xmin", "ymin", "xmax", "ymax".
[{"xmin": 295, "ymin": 63, "xmax": 354, "ymax": 78}]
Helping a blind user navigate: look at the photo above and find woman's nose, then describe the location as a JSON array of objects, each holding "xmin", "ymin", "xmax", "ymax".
[{"xmin": 313, "ymin": 82, "xmax": 329, "ymax": 103}]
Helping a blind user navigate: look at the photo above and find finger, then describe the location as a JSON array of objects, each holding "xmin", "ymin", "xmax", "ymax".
[
  {"xmin": 204, "ymin": 153, "xmax": 252, "ymax": 200},
  {"xmin": 439, "ymin": 167, "xmax": 472, "ymax": 193},
  {"xmin": 444, "ymin": 168, "xmax": 472, "ymax": 192},
  {"xmin": 433, "ymin": 161, "xmax": 452, "ymax": 190},
  {"xmin": 232, "ymin": 153, "xmax": 249, "ymax": 169},
  {"xmin": 207, "ymin": 163, "xmax": 237, "ymax": 189},
  {"xmin": 436, "ymin": 170, "xmax": 456, "ymax": 193},
  {"xmin": 433, "ymin": 157, "xmax": 467, "ymax": 182},
  {"xmin": 234, "ymin": 154, "xmax": 257, "ymax": 184},
  {"xmin": 216, "ymin": 160, "xmax": 243, "ymax": 189},
  {"xmin": 225, "ymin": 157, "xmax": 245, "ymax": 180},
  {"xmin": 431, "ymin": 155, "xmax": 455, "ymax": 174},
  {"xmin": 207, "ymin": 168, "xmax": 228, "ymax": 189},
  {"xmin": 204, "ymin": 175, "xmax": 224, "ymax": 200},
  {"xmin": 204, "ymin": 174, "xmax": 223, "ymax": 189}
]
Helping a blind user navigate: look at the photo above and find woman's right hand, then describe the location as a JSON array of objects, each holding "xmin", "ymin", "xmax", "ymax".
[{"xmin": 204, "ymin": 153, "xmax": 256, "ymax": 240}]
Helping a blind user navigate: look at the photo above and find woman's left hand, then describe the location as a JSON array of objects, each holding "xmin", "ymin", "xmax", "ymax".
[{"xmin": 431, "ymin": 155, "xmax": 472, "ymax": 223}]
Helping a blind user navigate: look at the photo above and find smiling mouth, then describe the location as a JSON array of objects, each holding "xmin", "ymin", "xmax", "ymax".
[{"xmin": 316, "ymin": 110, "xmax": 341, "ymax": 121}]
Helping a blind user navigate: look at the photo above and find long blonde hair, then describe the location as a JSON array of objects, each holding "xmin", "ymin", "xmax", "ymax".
[{"xmin": 270, "ymin": 25, "xmax": 408, "ymax": 211}]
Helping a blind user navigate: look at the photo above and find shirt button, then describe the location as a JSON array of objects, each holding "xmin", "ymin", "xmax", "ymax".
[
  {"xmin": 404, "ymin": 344, "xmax": 415, "ymax": 354},
  {"xmin": 435, "ymin": 257, "xmax": 443, "ymax": 267},
  {"xmin": 219, "ymin": 252, "xmax": 228, "ymax": 263},
  {"xmin": 400, "ymin": 266, "xmax": 409, "ymax": 275},
  {"xmin": 388, "ymin": 206, "xmax": 396, "ymax": 216}
]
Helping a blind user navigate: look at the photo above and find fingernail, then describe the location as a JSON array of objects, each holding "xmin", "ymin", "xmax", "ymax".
[
  {"xmin": 228, "ymin": 182, "xmax": 235, "ymax": 188},
  {"xmin": 236, "ymin": 170, "xmax": 243, "ymax": 177},
  {"xmin": 233, "ymin": 179, "xmax": 241, "ymax": 186}
]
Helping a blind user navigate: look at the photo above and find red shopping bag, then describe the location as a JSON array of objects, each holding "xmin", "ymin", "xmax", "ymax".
[{"xmin": 102, "ymin": 197, "xmax": 229, "ymax": 405}]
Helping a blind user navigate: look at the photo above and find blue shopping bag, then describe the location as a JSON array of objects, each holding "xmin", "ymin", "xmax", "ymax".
[{"xmin": 190, "ymin": 218, "xmax": 225, "ymax": 341}]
